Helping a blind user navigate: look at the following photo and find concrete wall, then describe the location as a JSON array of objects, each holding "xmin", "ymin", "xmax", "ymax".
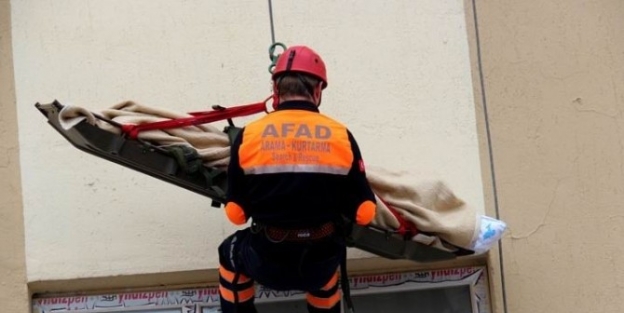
[
  {"xmin": 0, "ymin": 0, "xmax": 29, "ymax": 311},
  {"xmin": 12, "ymin": 0, "xmax": 484, "ymax": 285},
  {"xmin": 474, "ymin": 0, "xmax": 624, "ymax": 312}
]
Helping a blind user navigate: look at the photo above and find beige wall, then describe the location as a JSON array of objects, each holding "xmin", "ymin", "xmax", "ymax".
[
  {"xmin": 12, "ymin": 0, "xmax": 485, "ymax": 285},
  {"xmin": 12, "ymin": 0, "xmax": 270, "ymax": 283},
  {"xmin": 475, "ymin": 0, "xmax": 624, "ymax": 312},
  {"xmin": 0, "ymin": 0, "xmax": 29, "ymax": 311}
]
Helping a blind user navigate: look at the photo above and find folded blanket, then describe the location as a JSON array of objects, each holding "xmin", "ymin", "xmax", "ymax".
[
  {"xmin": 60, "ymin": 101, "xmax": 232, "ymax": 168},
  {"xmin": 59, "ymin": 101, "xmax": 503, "ymax": 252}
]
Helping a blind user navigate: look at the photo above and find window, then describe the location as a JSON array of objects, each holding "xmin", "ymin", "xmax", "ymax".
[{"xmin": 33, "ymin": 266, "xmax": 491, "ymax": 313}]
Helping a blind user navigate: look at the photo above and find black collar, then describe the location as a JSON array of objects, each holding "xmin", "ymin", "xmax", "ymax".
[{"xmin": 276, "ymin": 100, "xmax": 319, "ymax": 113}]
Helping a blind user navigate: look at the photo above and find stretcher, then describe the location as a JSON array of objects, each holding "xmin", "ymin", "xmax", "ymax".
[{"xmin": 35, "ymin": 100, "xmax": 476, "ymax": 263}]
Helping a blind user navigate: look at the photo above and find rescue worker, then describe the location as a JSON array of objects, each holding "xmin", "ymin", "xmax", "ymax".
[{"xmin": 217, "ymin": 45, "xmax": 377, "ymax": 313}]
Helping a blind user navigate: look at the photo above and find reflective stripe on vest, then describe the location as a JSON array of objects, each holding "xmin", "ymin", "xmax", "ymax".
[{"xmin": 243, "ymin": 164, "xmax": 350, "ymax": 175}]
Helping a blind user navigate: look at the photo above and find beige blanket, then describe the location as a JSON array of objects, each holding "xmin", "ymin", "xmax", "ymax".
[
  {"xmin": 366, "ymin": 166, "xmax": 479, "ymax": 249},
  {"xmin": 59, "ymin": 101, "xmax": 479, "ymax": 251},
  {"xmin": 60, "ymin": 101, "xmax": 232, "ymax": 168}
]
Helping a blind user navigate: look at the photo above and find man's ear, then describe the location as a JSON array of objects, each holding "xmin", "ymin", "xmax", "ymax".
[{"xmin": 313, "ymin": 82, "xmax": 323, "ymax": 105}]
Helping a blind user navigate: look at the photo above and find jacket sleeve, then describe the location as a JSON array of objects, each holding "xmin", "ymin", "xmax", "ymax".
[
  {"xmin": 344, "ymin": 130, "xmax": 377, "ymax": 225},
  {"xmin": 224, "ymin": 128, "xmax": 248, "ymax": 225}
]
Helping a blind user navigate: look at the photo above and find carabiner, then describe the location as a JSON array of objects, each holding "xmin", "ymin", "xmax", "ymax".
[{"xmin": 268, "ymin": 42, "xmax": 287, "ymax": 74}]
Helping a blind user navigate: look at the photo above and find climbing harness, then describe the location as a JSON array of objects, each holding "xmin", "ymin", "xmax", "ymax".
[
  {"xmin": 250, "ymin": 219, "xmax": 356, "ymax": 312},
  {"xmin": 251, "ymin": 221, "xmax": 337, "ymax": 243}
]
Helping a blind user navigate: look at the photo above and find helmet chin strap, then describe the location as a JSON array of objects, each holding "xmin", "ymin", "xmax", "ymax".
[{"xmin": 271, "ymin": 92, "xmax": 280, "ymax": 110}]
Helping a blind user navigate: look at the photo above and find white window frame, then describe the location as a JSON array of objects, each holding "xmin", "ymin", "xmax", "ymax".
[{"xmin": 32, "ymin": 266, "xmax": 491, "ymax": 313}]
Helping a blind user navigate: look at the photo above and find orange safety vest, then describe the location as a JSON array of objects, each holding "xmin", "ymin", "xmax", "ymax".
[{"xmin": 224, "ymin": 100, "xmax": 376, "ymax": 229}]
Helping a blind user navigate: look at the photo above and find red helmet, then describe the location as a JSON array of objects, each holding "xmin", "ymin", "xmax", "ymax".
[{"xmin": 272, "ymin": 45, "xmax": 328, "ymax": 89}]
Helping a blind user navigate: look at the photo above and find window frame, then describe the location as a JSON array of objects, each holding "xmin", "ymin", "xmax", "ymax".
[{"xmin": 32, "ymin": 266, "xmax": 491, "ymax": 313}]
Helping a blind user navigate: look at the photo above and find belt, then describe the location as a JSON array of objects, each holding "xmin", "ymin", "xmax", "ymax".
[{"xmin": 253, "ymin": 222, "xmax": 336, "ymax": 242}]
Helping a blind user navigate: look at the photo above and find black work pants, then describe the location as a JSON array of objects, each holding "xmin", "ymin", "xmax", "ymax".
[{"xmin": 217, "ymin": 228, "xmax": 345, "ymax": 313}]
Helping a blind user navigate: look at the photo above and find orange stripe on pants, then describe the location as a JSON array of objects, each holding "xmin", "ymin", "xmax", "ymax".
[
  {"xmin": 219, "ymin": 285, "xmax": 256, "ymax": 303},
  {"xmin": 307, "ymin": 270, "xmax": 341, "ymax": 310},
  {"xmin": 219, "ymin": 266, "xmax": 251, "ymax": 284},
  {"xmin": 321, "ymin": 272, "xmax": 339, "ymax": 291},
  {"xmin": 306, "ymin": 290, "xmax": 341, "ymax": 309}
]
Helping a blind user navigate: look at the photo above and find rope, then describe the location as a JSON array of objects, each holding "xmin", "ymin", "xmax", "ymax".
[
  {"xmin": 267, "ymin": 0, "xmax": 276, "ymax": 45},
  {"xmin": 340, "ymin": 250, "xmax": 355, "ymax": 313},
  {"xmin": 266, "ymin": 0, "xmax": 287, "ymax": 74}
]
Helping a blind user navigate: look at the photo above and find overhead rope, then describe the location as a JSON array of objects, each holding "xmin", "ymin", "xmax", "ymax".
[
  {"xmin": 268, "ymin": 0, "xmax": 276, "ymax": 45},
  {"xmin": 266, "ymin": 0, "xmax": 287, "ymax": 74}
]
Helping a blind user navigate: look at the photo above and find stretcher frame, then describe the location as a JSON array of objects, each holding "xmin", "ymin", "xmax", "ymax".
[{"xmin": 35, "ymin": 100, "xmax": 473, "ymax": 263}]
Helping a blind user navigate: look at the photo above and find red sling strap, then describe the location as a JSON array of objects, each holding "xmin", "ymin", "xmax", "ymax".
[
  {"xmin": 120, "ymin": 96, "xmax": 272, "ymax": 139},
  {"xmin": 377, "ymin": 196, "xmax": 419, "ymax": 238}
]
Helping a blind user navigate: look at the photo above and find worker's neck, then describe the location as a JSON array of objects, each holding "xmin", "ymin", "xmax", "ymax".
[{"xmin": 280, "ymin": 95, "xmax": 316, "ymax": 105}]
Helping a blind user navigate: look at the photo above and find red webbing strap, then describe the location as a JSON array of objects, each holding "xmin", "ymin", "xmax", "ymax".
[
  {"xmin": 377, "ymin": 196, "xmax": 419, "ymax": 237},
  {"xmin": 120, "ymin": 98, "xmax": 270, "ymax": 139}
]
